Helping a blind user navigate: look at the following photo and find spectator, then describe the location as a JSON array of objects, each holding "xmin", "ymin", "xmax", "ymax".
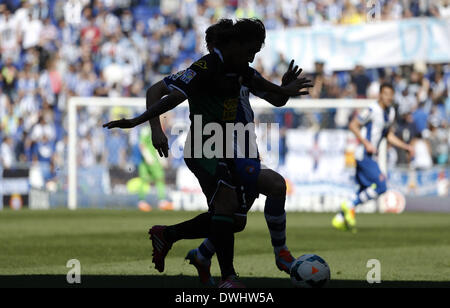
[
  {"xmin": 1, "ymin": 57, "xmax": 18, "ymax": 103},
  {"xmin": 397, "ymin": 87, "xmax": 417, "ymax": 116},
  {"xmin": 21, "ymin": 11, "xmax": 43, "ymax": 50},
  {"xmin": 410, "ymin": 133, "xmax": 433, "ymax": 170},
  {"xmin": 14, "ymin": 129, "xmax": 31, "ymax": 164},
  {"xmin": 272, "ymin": 53, "xmax": 290, "ymax": 79},
  {"xmin": 63, "ymin": 0, "xmax": 86, "ymax": 26},
  {"xmin": 431, "ymin": 70, "xmax": 448, "ymax": 106},
  {"xmin": 105, "ymin": 130, "xmax": 127, "ymax": 167},
  {"xmin": 351, "ymin": 65, "xmax": 371, "ymax": 98},
  {"xmin": 40, "ymin": 17, "xmax": 59, "ymax": 52},
  {"xmin": 340, "ymin": 1, "xmax": 364, "ymax": 25},
  {"xmin": 413, "ymin": 102, "xmax": 429, "ymax": 135},
  {"xmin": 34, "ymin": 135, "xmax": 54, "ymax": 164},
  {"xmin": 1, "ymin": 137, "xmax": 15, "ymax": 168},
  {"xmin": 79, "ymin": 133, "xmax": 96, "ymax": 167},
  {"xmin": 396, "ymin": 112, "xmax": 419, "ymax": 165},
  {"xmin": 30, "ymin": 115, "xmax": 56, "ymax": 143},
  {"xmin": 428, "ymin": 120, "xmax": 449, "ymax": 165},
  {"xmin": 0, "ymin": 8, "xmax": 21, "ymax": 62},
  {"xmin": 75, "ymin": 61, "xmax": 97, "ymax": 97},
  {"xmin": 0, "ymin": 86, "xmax": 9, "ymax": 124},
  {"xmin": 438, "ymin": 0, "xmax": 450, "ymax": 18},
  {"xmin": 80, "ymin": 12, "xmax": 102, "ymax": 53}
]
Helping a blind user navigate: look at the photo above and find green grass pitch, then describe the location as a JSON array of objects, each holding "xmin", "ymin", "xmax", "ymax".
[{"xmin": 1, "ymin": 209, "xmax": 449, "ymax": 288}]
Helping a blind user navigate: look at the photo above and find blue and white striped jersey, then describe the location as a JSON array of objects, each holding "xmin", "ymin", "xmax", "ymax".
[{"xmin": 354, "ymin": 102, "xmax": 396, "ymax": 161}]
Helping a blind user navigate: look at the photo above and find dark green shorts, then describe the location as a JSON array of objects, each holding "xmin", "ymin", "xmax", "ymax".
[{"xmin": 184, "ymin": 158, "xmax": 256, "ymax": 215}]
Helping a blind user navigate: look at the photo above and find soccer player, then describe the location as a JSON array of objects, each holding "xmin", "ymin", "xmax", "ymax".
[
  {"xmin": 332, "ymin": 82, "xmax": 414, "ymax": 232},
  {"xmin": 151, "ymin": 55, "xmax": 305, "ymax": 286},
  {"xmin": 182, "ymin": 20, "xmax": 305, "ymax": 286},
  {"xmin": 138, "ymin": 20, "xmax": 308, "ymax": 286},
  {"xmin": 104, "ymin": 18, "xmax": 309, "ymax": 288},
  {"xmin": 133, "ymin": 126, "xmax": 172, "ymax": 211}
]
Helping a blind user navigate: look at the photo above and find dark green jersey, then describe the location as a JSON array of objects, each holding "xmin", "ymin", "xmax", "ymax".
[
  {"xmin": 163, "ymin": 51, "xmax": 253, "ymax": 172},
  {"xmin": 163, "ymin": 51, "xmax": 245, "ymax": 125}
]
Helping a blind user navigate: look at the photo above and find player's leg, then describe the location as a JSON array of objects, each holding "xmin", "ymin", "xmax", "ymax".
[
  {"xmin": 189, "ymin": 162, "xmax": 295, "ymax": 276},
  {"xmin": 185, "ymin": 237, "xmax": 216, "ymax": 286},
  {"xmin": 257, "ymin": 167, "xmax": 295, "ymax": 274},
  {"xmin": 208, "ymin": 183, "xmax": 245, "ymax": 288},
  {"xmin": 186, "ymin": 200, "xmax": 249, "ymax": 286},
  {"xmin": 350, "ymin": 159, "xmax": 386, "ymax": 218},
  {"xmin": 148, "ymin": 158, "xmax": 241, "ymax": 282},
  {"xmin": 186, "ymin": 158, "xmax": 257, "ymax": 275},
  {"xmin": 333, "ymin": 158, "xmax": 387, "ymax": 231},
  {"xmin": 192, "ymin": 159, "xmax": 246, "ymax": 287},
  {"xmin": 148, "ymin": 163, "xmax": 173, "ymax": 210},
  {"xmin": 137, "ymin": 162, "xmax": 153, "ymax": 211},
  {"xmin": 352, "ymin": 165, "xmax": 387, "ymax": 208},
  {"xmin": 333, "ymin": 163, "xmax": 366, "ymax": 231},
  {"xmin": 148, "ymin": 211, "xmax": 213, "ymax": 272},
  {"xmin": 148, "ymin": 158, "xmax": 219, "ymax": 273}
]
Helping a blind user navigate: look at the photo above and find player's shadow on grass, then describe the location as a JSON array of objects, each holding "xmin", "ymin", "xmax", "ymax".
[{"xmin": 1, "ymin": 275, "xmax": 450, "ymax": 288}]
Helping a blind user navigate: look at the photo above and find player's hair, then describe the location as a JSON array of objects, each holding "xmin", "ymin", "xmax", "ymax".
[
  {"xmin": 205, "ymin": 19, "xmax": 234, "ymax": 52},
  {"xmin": 380, "ymin": 82, "xmax": 394, "ymax": 92},
  {"xmin": 205, "ymin": 18, "xmax": 266, "ymax": 52},
  {"xmin": 233, "ymin": 18, "xmax": 266, "ymax": 45}
]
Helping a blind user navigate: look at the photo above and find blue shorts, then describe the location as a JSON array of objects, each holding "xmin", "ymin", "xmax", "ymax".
[
  {"xmin": 233, "ymin": 157, "xmax": 261, "ymax": 208},
  {"xmin": 355, "ymin": 156, "xmax": 385, "ymax": 191}
]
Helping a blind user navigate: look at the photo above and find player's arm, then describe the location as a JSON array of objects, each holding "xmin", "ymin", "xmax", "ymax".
[
  {"xmin": 248, "ymin": 73, "xmax": 312, "ymax": 100},
  {"xmin": 386, "ymin": 129, "xmax": 414, "ymax": 157},
  {"xmin": 103, "ymin": 57, "xmax": 209, "ymax": 130},
  {"xmin": 146, "ymin": 81, "xmax": 173, "ymax": 157},
  {"xmin": 146, "ymin": 81, "xmax": 171, "ymax": 132},
  {"xmin": 349, "ymin": 114, "xmax": 377, "ymax": 154},
  {"xmin": 259, "ymin": 60, "xmax": 311, "ymax": 107},
  {"xmin": 103, "ymin": 89, "xmax": 186, "ymax": 129}
]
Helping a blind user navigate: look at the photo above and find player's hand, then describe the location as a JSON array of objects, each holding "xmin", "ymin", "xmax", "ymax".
[
  {"xmin": 102, "ymin": 118, "xmax": 137, "ymax": 129},
  {"xmin": 152, "ymin": 128, "xmax": 169, "ymax": 158},
  {"xmin": 280, "ymin": 77, "xmax": 313, "ymax": 97},
  {"xmin": 363, "ymin": 140, "xmax": 377, "ymax": 154},
  {"xmin": 282, "ymin": 60, "xmax": 303, "ymax": 86}
]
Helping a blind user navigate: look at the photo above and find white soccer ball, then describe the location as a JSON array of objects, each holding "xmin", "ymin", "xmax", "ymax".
[{"xmin": 290, "ymin": 254, "xmax": 330, "ymax": 288}]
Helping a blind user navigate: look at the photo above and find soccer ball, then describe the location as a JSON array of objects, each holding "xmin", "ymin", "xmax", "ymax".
[{"xmin": 290, "ymin": 254, "xmax": 330, "ymax": 288}]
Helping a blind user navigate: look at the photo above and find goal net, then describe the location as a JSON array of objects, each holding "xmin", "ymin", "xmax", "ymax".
[{"xmin": 65, "ymin": 96, "xmax": 386, "ymax": 213}]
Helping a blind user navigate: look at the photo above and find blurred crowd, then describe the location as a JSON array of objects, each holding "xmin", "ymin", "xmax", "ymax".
[
  {"xmin": 204, "ymin": 0, "xmax": 450, "ymax": 27},
  {"xmin": 0, "ymin": 0, "xmax": 449, "ymax": 188}
]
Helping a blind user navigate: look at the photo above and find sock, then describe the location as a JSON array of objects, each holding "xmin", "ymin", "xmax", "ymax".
[
  {"xmin": 264, "ymin": 196, "xmax": 287, "ymax": 253},
  {"xmin": 209, "ymin": 215, "xmax": 236, "ymax": 280},
  {"xmin": 163, "ymin": 212, "xmax": 211, "ymax": 243},
  {"xmin": 198, "ymin": 239, "xmax": 215, "ymax": 262},
  {"xmin": 352, "ymin": 184, "xmax": 379, "ymax": 207}
]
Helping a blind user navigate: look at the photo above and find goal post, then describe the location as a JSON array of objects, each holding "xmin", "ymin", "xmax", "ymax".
[
  {"xmin": 67, "ymin": 96, "xmax": 378, "ymax": 210},
  {"xmin": 68, "ymin": 97, "xmax": 151, "ymax": 210}
]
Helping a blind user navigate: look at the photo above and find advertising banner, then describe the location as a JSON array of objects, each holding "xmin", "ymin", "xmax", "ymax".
[
  {"xmin": 258, "ymin": 18, "xmax": 450, "ymax": 72},
  {"xmin": 0, "ymin": 168, "xmax": 30, "ymax": 210}
]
